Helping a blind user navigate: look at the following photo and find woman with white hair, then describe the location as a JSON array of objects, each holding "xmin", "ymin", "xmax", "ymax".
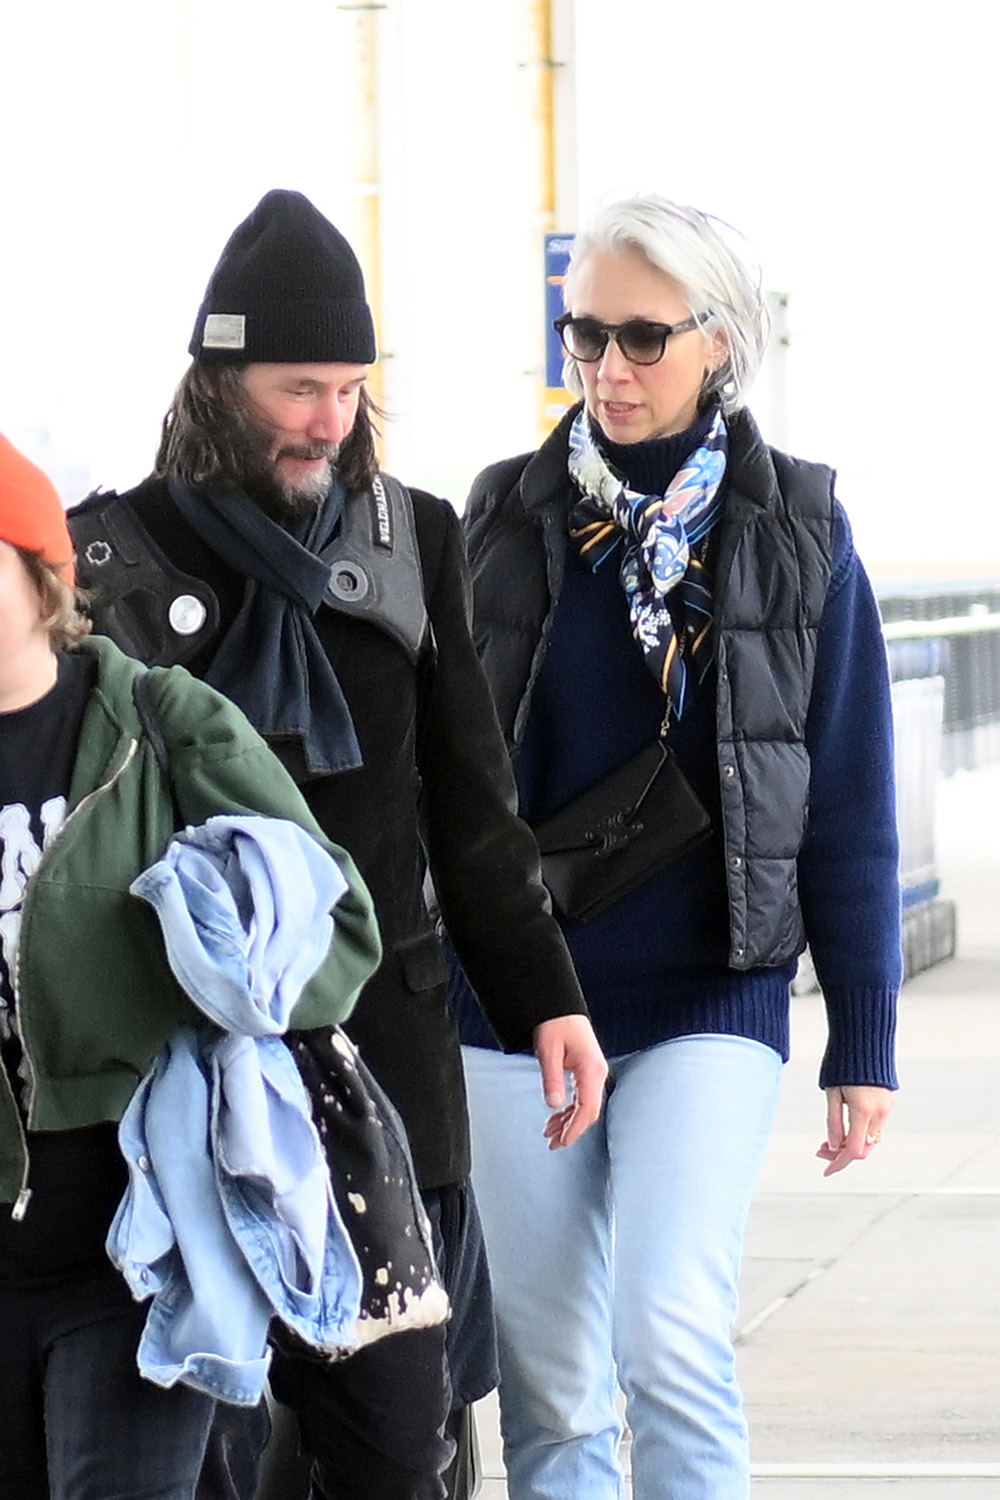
[{"xmin": 450, "ymin": 195, "xmax": 901, "ymax": 1498}]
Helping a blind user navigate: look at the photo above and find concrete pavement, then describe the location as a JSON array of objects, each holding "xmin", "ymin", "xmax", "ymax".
[{"xmin": 475, "ymin": 761, "xmax": 1000, "ymax": 1497}]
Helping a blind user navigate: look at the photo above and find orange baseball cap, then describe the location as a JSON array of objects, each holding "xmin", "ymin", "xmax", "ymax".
[{"xmin": 0, "ymin": 432, "xmax": 75, "ymax": 584}]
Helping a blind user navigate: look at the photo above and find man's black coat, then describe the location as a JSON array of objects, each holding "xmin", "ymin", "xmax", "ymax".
[{"xmin": 70, "ymin": 479, "xmax": 586, "ymax": 1188}]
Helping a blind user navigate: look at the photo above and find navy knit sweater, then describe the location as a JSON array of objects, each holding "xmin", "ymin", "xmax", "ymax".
[{"xmin": 454, "ymin": 419, "xmax": 901, "ymax": 1090}]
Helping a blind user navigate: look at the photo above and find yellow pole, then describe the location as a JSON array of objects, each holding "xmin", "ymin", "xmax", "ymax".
[
  {"xmin": 530, "ymin": 0, "xmax": 558, "ymax": 238},
  {"xmin": 527, "ymin": 0, "xmax": 573, "ymax": 437}
]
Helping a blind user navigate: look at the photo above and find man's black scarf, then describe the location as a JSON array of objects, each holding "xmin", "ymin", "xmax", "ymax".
[{"xmin": 168, "ymin": 479, "xmax": 362, "ymax": 778}]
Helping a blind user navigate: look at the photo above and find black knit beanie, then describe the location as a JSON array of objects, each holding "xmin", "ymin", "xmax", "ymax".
[{"xmin": 188, "ymin": 189, "xmax": 377, "ymax": 365}]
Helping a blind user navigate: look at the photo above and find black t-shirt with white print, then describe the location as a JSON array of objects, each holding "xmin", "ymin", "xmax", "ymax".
[{"xmin": 0, "ymin": 650, "xmax": 129, "ymax": 1280}]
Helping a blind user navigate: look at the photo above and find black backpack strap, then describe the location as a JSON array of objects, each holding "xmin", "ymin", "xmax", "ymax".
[
  {"xmin": 70, "ymin": 492, "xmax": 220, "ymax": 668},
  {"xmin": 73, "ymin": 479, "xmax": 433, "ymax": 666},
  {"xmin": 319, "ymin": 475, "xmax": 430, "ymax": 664}
]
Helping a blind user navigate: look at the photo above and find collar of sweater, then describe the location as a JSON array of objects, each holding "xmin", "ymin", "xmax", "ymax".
[{"xmin": 591, "ymin": 407, "xmax": 718, "ymax": 497}]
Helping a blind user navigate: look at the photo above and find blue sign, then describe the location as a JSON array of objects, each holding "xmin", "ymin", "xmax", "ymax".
[{"xmin": 544, "ymin": 234, "xmax": 574, "ymax": 390}]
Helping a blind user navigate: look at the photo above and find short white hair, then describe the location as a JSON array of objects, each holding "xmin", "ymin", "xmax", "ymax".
[{"xmin": 562, "ymin": 194, "xmax": 767, "ymax": 413}]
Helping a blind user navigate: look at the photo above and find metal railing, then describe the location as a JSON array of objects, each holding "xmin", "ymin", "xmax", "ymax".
[
  {"xmin": 876, "ymin": 581, "xmax": 1000, "ymax": 977},
  {"xmin": 880, "ymin": 584, "xmax": 1000, "ymax": 774}
]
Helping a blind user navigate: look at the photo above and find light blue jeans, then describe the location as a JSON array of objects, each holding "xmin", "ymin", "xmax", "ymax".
[{"xmin": 463, "ymin": 1035, "xmax": 783, "ymax": 1500}]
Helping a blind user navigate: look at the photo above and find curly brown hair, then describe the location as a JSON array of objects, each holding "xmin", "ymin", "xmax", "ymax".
[{"xmin": 18, "ymin": 548, "xmax": 92, "ymax": 650}]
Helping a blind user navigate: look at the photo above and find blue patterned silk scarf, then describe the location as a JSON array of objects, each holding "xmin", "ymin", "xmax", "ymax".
[{"xmin": 567, "ymin": 407, "xmax": 728, "ymax": 723}]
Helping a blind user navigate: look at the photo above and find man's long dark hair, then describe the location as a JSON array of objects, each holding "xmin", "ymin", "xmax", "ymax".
[{"xmin": 154, "ymin": 363, "xmax": 381, "ymax": 496}]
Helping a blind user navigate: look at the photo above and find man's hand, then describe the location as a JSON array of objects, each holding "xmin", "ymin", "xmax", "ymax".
[
  {"xmin": 532, "ymin": 1015, "xmax": 608, "ymax": 1150},
  {"xmin": 816, "ymin": 1084, "xmax": 895, "ymax": 1177}
]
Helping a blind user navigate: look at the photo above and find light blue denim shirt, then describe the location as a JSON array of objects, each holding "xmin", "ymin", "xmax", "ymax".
[{"xmin": 108, "ymin": 815, "xmax": 363, "ymax": 1405}]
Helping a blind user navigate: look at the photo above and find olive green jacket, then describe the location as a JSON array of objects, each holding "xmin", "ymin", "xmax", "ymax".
[{"xmin": 0, "ymin": 635, "xmax": 380, "ymax": 1206}]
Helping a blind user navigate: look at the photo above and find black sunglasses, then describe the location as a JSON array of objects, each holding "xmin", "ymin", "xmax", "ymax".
[{"xmin": 553, "ymin": 311, "xmax": 711, "ymax": 366}]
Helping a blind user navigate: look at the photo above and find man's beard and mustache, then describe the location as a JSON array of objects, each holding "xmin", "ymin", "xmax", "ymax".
[
  {"xmin": 269, "ymin": 441, "xmax": 340, "ymax": 517},
  {"xmin": 231, "ymin": 420, "xmax": 340, "ymax": 523}
]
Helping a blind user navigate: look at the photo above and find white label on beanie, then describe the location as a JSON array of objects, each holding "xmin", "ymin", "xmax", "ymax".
[{"xmin": 203, "ymin": 313, "xmax": 246, "ymax": 350}]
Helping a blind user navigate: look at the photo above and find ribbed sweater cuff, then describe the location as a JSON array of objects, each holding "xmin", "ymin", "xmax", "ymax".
[{"xmin": 819, "ymin": 985, "xmax": 899, "ymax": 1090}]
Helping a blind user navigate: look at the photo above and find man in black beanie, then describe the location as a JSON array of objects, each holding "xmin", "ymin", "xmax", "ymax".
[{"xmin": 70, "ymin": 189, "xmax": 606, "ymax": 1500}]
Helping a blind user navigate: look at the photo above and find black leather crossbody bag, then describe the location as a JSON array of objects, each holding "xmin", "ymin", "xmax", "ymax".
[{"xmin": 534, "ymin": 738, "xmax": 711, "ymax": 923}]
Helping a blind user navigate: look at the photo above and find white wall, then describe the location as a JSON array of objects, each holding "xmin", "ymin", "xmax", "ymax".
[
  {"xmin": 2, "ymin": 0, "xmax": 997, "ymax": 572},
  {"xmin": 1, "ymin": 2, "xmax": 387, "ymax": 493},
  {"xmin": 569, "ymin": 0, "xmax": 1000, "ymax": 573}
]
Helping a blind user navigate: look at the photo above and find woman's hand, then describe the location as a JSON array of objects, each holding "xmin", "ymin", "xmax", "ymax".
[
  {"xmin": 533, "ymin": 1015, "xmax": 609, "ymax": 1149},
  {"xmin": 816, "ymin": 1085, "xmax": 895, "ymax": 1177}
]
